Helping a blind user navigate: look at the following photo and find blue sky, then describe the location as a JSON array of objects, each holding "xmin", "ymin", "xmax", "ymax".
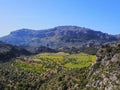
[{"xmin": 0, "ymin": 0, "xmax": 120, "ymax": 36}]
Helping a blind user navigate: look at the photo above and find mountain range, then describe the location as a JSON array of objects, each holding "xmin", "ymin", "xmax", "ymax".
[{"xmin": 0, "ymin": 26, "xmax": 119, "ymax": 49}]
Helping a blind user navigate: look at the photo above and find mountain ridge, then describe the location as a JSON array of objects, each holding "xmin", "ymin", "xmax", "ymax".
[{"xmin": 0, "ymin": 26, "xmax": 119, "ymax": 49}]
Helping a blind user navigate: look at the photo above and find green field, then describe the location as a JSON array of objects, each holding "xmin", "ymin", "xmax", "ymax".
[{"xmin": 14, "ymin": 53, "xmax": 96, "ymax": 73}]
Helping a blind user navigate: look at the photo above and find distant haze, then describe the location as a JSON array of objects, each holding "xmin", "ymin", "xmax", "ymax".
[{"xmin": 0, "ymin": 0, "xmax": 120, "ymax": 36}]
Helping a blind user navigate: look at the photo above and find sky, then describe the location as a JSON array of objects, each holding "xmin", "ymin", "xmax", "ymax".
[{"xmin": 0, "ymin": 0, "xmax": 120, "ymax": 36}]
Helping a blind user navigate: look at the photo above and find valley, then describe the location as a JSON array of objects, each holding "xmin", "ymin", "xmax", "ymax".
[
  {"xmin": 0, "ymin": 53, "xmax": 96, "ymax": 90},
  {"xmin": 0, "ymin": 26, "xmax": 120, "ymax": 90}
]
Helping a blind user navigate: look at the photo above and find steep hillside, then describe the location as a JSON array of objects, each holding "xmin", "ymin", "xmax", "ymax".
[
  {"xmin": 86, "ymin": 41, "xmax": 120, "ymax": 90},
  {"xmin": 0, "ymin": 41, "xmax": 31, "ymax": 62},
  {"xmin": 0, "ymin": 26, "xmax": 118, "ymax": 49}
]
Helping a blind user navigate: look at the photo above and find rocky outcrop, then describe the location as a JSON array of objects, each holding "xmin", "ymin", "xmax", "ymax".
[{"xmin": 86, "ymin": 41, "xmax": 120, "ymax": 90}]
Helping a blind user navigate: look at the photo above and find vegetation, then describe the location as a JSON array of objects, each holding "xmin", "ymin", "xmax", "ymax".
[
  {"xmin": 0, "ymin": 52, "xmax": 96, "ymax": 89},
  {"xmin": 59, "ymin": 46, "xmax": 98, "ymax": 55}
]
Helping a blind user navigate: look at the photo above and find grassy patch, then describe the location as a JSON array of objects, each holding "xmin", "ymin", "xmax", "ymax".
[
  {"xmin": 64, "ymin": 54, "xmax": 96, "ymax": 69},
  {"xmin": 14, "ymin": 61, "xmax": 44, "ymax": 73}
]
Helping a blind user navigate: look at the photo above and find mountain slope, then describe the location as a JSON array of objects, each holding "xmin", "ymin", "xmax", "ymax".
[
  {"xmin": 0, "ymin": 41, "xmax": 58, "ymax": 62},
  {"xmin": 115, "ymin": 34, "xmax": 120, "ymax": 39},
  {"xmin": 23, "ymin": 46, "xmax": 57, "ymax": 54},
  {"xmin": 0, "ymin": 26, "xmax": 118, "ymax": 49},
  {"xmin": 0, "ymin": 41, "xmax": 31, "ymax": 62}
]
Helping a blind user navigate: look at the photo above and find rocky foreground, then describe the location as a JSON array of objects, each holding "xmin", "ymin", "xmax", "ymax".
[{"xmin": 86, "ymin": 41, "xmax": 120, "ymax": 90}]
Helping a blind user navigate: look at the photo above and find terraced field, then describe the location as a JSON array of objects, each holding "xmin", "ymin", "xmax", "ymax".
[{"xmin": 14, "ymin": 53, "xmax": 96, "ymax": 74}]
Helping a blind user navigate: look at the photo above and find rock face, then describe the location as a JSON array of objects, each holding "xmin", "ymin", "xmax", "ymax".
[
  {"xmin": 0, "ymin": 26, "xmax": 118, "ymax": 49},
  {"xmin": 86, "ymin": 41, "xmax": 120, "ymax": 90}
]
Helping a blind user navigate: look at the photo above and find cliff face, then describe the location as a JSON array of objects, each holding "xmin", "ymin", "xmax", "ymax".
[{"xmin": 86, "ymin": 41, "xmax": 120, "ymax": 90}]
